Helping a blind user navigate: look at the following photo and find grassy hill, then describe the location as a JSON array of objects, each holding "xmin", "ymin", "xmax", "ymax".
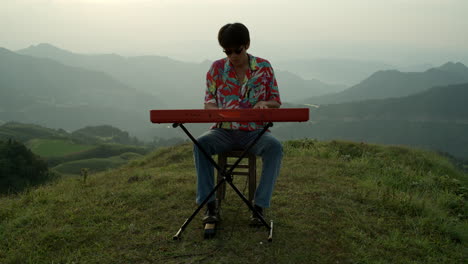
[
  {"xmin": 0, "ymin": 122, "xmax": 151, "ymax": 175},
  {"xmin": 0, "ymin": 140, "xmax": 466, "ymax": 263},
  {"xmin": 26, "ymin": 139, "xmax": 94, "ymax": 158},
  {"xmin": 24, "ymin": 137, "xmax": 147, "ymax": 175},
  {"xmin": 52, "ymin": 153, "xmax": 143, "ymax": 175},
  {"xmin": 0, "ymin": 122, "xmax": 69, "ymax": 142}
]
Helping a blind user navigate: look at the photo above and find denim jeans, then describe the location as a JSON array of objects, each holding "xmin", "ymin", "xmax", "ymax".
[{"xmin": 193, "ymin": 128, "xmax": 283, "ymax": 208}]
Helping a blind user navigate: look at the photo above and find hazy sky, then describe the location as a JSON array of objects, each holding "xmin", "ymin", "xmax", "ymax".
[{"xmin": 1, "ymin": 0, "xmax": 467, "ymax": 65}]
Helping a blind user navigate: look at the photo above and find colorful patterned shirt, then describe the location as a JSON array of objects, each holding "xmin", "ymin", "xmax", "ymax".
[{"xmin": 205, "ymin": 54, "xmax": 281, "ymax": 131}]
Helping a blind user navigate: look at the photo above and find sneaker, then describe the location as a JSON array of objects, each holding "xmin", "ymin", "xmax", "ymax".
[
  {"xmin": 202, "ymin": 201, "xmax": 219, "ymax": 224},
  {"xmin": 250, "ymin": 205, "xmax": 264, "ymax": 226}
]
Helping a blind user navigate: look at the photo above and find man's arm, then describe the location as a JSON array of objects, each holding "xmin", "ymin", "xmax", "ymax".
[
  {"xmin": 253, "ymin": 100, "xmax": 281, "ymax": 109},
  {"xmin": 204, "ymin": 62, "xmax": 219, "ymax": 109},
  {"xmin": 253, "ymin": 62, "xmax": 281, "ymax": 109}
]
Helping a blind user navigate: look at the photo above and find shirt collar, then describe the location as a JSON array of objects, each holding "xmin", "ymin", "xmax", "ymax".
[{"xmin": 224, "ymin": 53, "xmax": 260, "ymax": 73}]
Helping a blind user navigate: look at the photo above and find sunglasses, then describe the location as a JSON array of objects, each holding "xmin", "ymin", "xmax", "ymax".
[{"xmin": 223, "ymin": 47, "xmax": 244, "ymax": 56}]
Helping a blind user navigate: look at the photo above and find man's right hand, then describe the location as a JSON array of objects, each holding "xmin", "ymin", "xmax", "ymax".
[{"xmin": 204, "ymin": 103, "xmax": 219, "ymax": 110}]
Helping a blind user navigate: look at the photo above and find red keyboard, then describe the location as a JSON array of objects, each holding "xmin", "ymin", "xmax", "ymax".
[{"xmin": 150, "ymin": 108, "xmax": 309, "ymax": 123}]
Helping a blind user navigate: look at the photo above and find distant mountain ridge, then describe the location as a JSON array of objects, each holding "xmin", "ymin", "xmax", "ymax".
[
  {"xmin": 276, "ymin": 82, "xmax": 468, "ymax": 159},
  {"xmin": 18, "ymin": 43, "xmax": 344, "ymax": 107},
  {"xmin": 0, "ymin": 47, "xmax": 162, "ymax": 139},
  {"xmin": 274, "ymin": 70, "xmax": 346, "ymax": 101},
  {"xmin": 276, "ymin": 58, "xmax": 396, "ymax": 86},
  {"xmin": 303, "ymin": 62, "xmax": 468, "ymax": 105},
  {"xmin": 311, "ymin": 82, "xmax": 468, "ymax": 122},
  {"xmin": 1, "ymin": 47, "xmax": 160, "ymax": 109},
  {"xmin": 437, "ymin": 61, "xmax": 468, "ymax": 75},
  {"xmin": 18, "ymin": 43, "xmax": 205, "ymax": 108}
]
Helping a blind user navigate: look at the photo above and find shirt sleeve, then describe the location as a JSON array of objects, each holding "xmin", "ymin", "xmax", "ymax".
[
  {"xmin": 267, "ymin": 66, "xmax": 281, "ymax": 105},
  {"xmin": 204, "ymin": 63, "xmax": 218, "ymax": 105}
]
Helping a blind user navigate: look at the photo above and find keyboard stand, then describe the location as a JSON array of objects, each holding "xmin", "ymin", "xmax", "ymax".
[{"xmin": 172, "ymin": 122, "xmax": 274, "ymax": 242}]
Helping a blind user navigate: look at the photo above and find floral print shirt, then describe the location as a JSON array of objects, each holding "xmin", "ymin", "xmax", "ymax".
[{"xmin": 205, "ymin": 54, "xmax": 281, "ymax": 131}]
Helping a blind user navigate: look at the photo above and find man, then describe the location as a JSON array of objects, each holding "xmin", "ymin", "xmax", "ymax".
[{"xmin": 194, "ymin": 22, "xmax": 283, "ymax": 225}]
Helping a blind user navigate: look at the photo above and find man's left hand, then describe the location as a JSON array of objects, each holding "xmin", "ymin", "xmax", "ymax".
[
  {"xmin": 253, "ymin": 100, "xmax": 280, "ymax": 109},
  {"xmin": 253, "ymin": 101, "xmax": 269, "ymax": 109}
]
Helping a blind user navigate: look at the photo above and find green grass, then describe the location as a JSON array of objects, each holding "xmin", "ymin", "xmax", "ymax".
[
  {"xmin": 52, "ymin": 153, "xmax": 143, "ymax": 175},
  {"xmin": 45, "ymin": 143, "xmax": 149, "ymax": 167},
  {"xmin": 0, "ymin": 140, "xmax": 466, "ymax": 263},
  {"xmin": 27, "ymin": 139, "xmax": 94, "ymax": 158}
]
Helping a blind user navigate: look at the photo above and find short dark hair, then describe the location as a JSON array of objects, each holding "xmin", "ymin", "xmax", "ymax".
[{"xmin": 218, "ymin": 23, "xmax": 250, "ymax": 49}]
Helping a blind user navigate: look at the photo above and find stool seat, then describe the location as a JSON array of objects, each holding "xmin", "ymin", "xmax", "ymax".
[{"xmin": 217, "ymin": 150, "xmax": 257, "ymax": 203}]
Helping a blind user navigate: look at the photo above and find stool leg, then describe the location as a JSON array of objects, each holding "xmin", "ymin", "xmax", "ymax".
[
  {"xmin": 249, "ymin": 154, "xmax": 256, "ymax": 203},
  {"xmin": 217, "ymin": 154, "xmax": 227, "ymax": 201}
]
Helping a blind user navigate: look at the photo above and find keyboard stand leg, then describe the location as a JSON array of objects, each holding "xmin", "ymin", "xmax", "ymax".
[{"xmin": 173, "ymin": 177, "xmax": 225, "ymax": 240}]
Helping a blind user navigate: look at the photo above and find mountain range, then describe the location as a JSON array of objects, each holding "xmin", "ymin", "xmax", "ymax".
[
  {"xmin": 303, "ymin": 62, "xmax": 468, "ymax": 105},
  {"xmin": 276, "ymin": 58, "xmax": 397, "ymax": 85},
  {"xmin": 275, "ymin": 82, "xmax": 468, "ymax": 159},
  {"xmin": 2, "ymin": 43, "xmax": 468, "ymax": 159},
  {"xmin": 311, "ymin": 82, "xmax": 468, "ymax": 122},
  {"xmin": 17, "ymin": 43, "xmax": 345, "ymax": 107},
  {"xmin": 0, "ymin": 47, "xmax": 160, "ymax": 139}
]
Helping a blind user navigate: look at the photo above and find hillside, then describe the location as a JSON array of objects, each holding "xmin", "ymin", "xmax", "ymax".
[
  {"xmin": 0, "ymin": 122, "xmax": 143, "ymax": 146},
  {"xmin": 0, "ymin": 139, "xmax": 53, "ymax": 194},
  {"xmin": 0, "ymin": 122, "xmax": 151, "ymax": 175},
  {"xmin": 303, "ymin": 62, "xmax": 468, "ymax": 104},
  {"xmin": 0, "ymin": 122, "xmax": 69, "ymax": 142},
  {"xmin": 0, "ymin": 140, "xmax": 466, "ymax": 263}
]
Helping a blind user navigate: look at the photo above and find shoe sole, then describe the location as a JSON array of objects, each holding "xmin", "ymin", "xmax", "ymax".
[{"xmin": 204, "ymin": 223, "xmax": 216, "ymax": 239}]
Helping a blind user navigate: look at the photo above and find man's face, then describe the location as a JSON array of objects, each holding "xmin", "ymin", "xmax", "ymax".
[{"xmin": 224, "ymin": 45, "xmax": 248, "ymax": 66}]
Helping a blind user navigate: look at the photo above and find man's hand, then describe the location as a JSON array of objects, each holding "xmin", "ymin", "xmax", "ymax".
[
  {"xmin": 204, "ymin": 103, "xmax": 219, "ymax": 110},
  {"xmin": 253, "ymin": 101, "xmax": 269, "ymax": 109},
  {"xmin": 253, "ymin": 100, "xmax": 280, "ymax": 109}
]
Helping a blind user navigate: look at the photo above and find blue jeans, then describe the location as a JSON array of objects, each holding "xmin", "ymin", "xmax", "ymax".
[{"xmin": 193, "ymin": 128, "xmax": 283, "ymax": 208}]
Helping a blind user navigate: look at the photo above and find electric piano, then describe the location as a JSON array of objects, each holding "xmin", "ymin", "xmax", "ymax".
[{"xmin": 150, "ymin": 108, "xmax": 309, "ymax": 124}]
